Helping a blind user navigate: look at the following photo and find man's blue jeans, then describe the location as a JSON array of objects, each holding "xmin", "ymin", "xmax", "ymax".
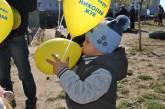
[{"xmin": 0, "ymin": 35, "xmax": 37, "ymax": 107}]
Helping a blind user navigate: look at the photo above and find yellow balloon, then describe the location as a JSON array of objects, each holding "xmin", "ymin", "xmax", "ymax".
[
  {"xmin": 34, "ymin": 38, "xmax": 82, "ymax": 75},
  {"xmin": 0, "ymin": 0, "xmax": 13, "ymax": 43},
  {"xmin": 12, "ymin": 7, "xmax": 21, "ymax": 30},
  {"xmin": 63, "ymin": 0, "xmax": 111, "ymax": 37}
]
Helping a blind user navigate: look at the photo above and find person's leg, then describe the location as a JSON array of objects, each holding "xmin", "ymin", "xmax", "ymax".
[
  {"xmin": 158, "ymin": 14, "xmax": 161, "ymax": 25},
  {"xmin": 8, "ymin": 36, "xmax": 37, "ymax": 109},
  {"xmin": 0, "ymin": 43, "xmax": 13, "ymax": 91},
  {"xmin": 0, "ymin": 42, "xmax": 16, "ymax": 108},
  {"xmin": 160, "ymin": 15, "xmax": 163, "ymax": 25},
  {"xmin": 131, "ymin": 18, "xmax": 135, "ymax": 29},
  {"xmin": 130, "ymin": 22, "xmax": 134, "ymax": 29},
  {"xmin": 130, "ymin": 18, "xmax": 135, "ymax": 29}
]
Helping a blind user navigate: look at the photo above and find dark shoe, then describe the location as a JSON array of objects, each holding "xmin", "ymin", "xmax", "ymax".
[
  {"xmin": 25, "ymin": 105, "xmax": 36, "ymax": 109},
  {"xmin": 11, "ymin": 99, "xmax": 16, "ymax": 108},
  {"xmin": 25, "ymin": 97, "xmax": 37, "ymax": 109}
]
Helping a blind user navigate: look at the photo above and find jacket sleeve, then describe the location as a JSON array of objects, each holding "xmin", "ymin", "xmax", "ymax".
[{"xmin": 58, "ymin": 68, "xmax": 112, "ymax": 104}]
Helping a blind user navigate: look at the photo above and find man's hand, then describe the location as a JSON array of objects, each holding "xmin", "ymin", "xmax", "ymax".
[{"xmin": 46, "ymin": 54, "xmax": 69, "ymax": 75}]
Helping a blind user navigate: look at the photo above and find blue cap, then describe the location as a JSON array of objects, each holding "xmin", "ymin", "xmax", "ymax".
[{"xmin": 86, "ymin": 15, "xmax": 130, "ymax": 54}]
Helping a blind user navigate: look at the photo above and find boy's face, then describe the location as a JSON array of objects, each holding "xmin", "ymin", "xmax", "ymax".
[{"xmin": 82, "ymin": 36, "xmax": 103, "ymax": 56}]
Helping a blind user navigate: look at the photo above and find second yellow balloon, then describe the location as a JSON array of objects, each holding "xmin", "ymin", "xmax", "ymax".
[{"xmin": 34, "ymin": 38, "xmax": 82, "ymax": 75}]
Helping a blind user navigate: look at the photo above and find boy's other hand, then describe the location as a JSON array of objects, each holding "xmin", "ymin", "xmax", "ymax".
[{"xmin": 46, "ymin": 54, "xmax": 69, "ymax": 75}]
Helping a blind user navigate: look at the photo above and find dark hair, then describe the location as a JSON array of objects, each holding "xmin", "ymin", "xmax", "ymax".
[{"xmin": 72, "ymin": 34, "xmax": 85, "ymax": 47}]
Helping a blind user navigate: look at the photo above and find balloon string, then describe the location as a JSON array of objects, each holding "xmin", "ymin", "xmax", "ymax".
[
  {"xmin": 61, "ymin": 38, "xmax": 73, "ymax": 62},
  {"xmin": 57, "ymin": 0, "xmax": 65, "ymax": 38},
  {"xmin": 59, "ymin": 15, "xmax": 64, "ymax": 30},
  {"xmin": 57, "ymin": 0, "xmax": 61, "ymax": 30}
]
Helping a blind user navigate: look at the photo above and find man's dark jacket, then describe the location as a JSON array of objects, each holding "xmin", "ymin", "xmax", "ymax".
[{"xmin": 5, "ymin": 0, "xmax": 30, "ymax": 40}]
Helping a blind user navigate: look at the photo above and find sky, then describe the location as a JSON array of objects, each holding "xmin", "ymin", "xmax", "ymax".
[{"xmin": 160, "ymin": 0, "xmax": 165, "ymax": 10}]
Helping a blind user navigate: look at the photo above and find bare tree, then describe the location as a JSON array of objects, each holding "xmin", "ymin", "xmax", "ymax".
[{"xmin": 138, "ymin": 0, "xmax": 143, "ymax": 51}]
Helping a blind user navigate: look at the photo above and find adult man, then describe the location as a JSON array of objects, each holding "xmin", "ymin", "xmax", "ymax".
[
  {"xmin": 158, "ymin": 5, "xmax": 164, "ymax": 26},
  {"xmin": 0, "ymin": 0, "xmax": 37, "ymax": 109},
  {"xmin": 117, "ymin": 5, "xmax": 128, "ymax": 16},
  {"xmin": 129, "ymin": 5, "xmax": 136, "ymax": 29}
]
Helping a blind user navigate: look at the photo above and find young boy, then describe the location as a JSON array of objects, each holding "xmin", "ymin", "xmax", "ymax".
[{"xmin": 47, "ymin": 15, "xmax": 130, "ymax": 109}]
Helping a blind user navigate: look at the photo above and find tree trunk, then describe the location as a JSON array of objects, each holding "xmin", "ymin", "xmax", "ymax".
[{"xmin": 138, "ymin": 0, "xmax": 143, "ymax": 51}]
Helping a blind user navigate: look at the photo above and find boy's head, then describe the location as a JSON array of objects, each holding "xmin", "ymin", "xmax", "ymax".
[{"xmin": 82, "ymin": 15, "xmax": 130, "ymax": 56}]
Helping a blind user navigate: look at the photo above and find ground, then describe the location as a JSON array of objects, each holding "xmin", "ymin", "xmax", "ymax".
[{"xmin": 11, "ymin": 20, "xmax": 165, "ymax": 109}]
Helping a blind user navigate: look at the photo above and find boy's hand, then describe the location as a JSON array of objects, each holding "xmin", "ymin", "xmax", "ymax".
[{"xmin": 46, "ymin": 54, "xmax": 69, "ymax": 75}]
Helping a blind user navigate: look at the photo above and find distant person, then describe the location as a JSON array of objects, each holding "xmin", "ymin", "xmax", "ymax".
[
  {"xmin": 129, "ymin": 6, "xmax": 136, "ymax": 29},
  {"xmin": 118, "ymin": 5, "xmax": 128, "ymax": 16},
  {"xmin": 47, "ymin": 15, "xmax": 130, "ymax": 109},
  {"xmin": 158, "ymin": 5, "xmax": 164, "ymax": 26}
]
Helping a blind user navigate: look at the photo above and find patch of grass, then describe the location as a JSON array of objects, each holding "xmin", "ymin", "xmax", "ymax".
[
  {"xmin": 128, "ymin": 47, "xmax": 144, "ymax": 55},
  {"xmin": 127, "ymin": 69, "xmax": 133, "ymax": 76},
  {"xmin": 137, "ymin": 96, "xmax": 146, "ymax": 103},
  {"xmin": 47, "ymin": 91, "xmax": 65, "ymax": 102},
  {"xmin": 46, "ymin": 97, "xmax": 56, "ymax": 102},
  {"xmin": 140, "ymin": 58, "xmax": 146, "ymax": 61},
  {"xmin": 161, "ymin": 72, "xmax": 165, "ymax": 77},
  {"xmin": 162, "ymin": 81, "xmax": 165, "ymax": 86},
  {"xmin": 138, "ymin": 84, "xmax": 148, "ymax": 89},
  {"xmin": 130, "ymin": 46, "xmax": 152, "ymax": 54},
  {"xmin": 138, "ymin": 75, "xmax": 153, "ymax": 81},
  {"xmin": 117, "ymin": 100, "xmax": 132, "ymax": 109},
  {"xmin": 119, "ymin": 88, "xmax": 130, "ymax": 95},
  {"xmin": 159, "ymin": 66, "xmax": 165, "ymax": 69},
  {"xmin": 147, "ymin": 63, "xmax": 153, "ymax": 67},
  {"xmin": 151, "ymin": 83, "xmax": 165, "ymax": 94},
  {"xmin": 118, "ymin": 79, "xmax": 128, "ymax": 89},
  {"xmin": 142, "ymin": 93, "xmax": 159, "ymax": 100},
  {"xmin": 117, "ymin": 84, "xmax": 124, "ymax": 89},
  {"xmin": 129, "ymin": 47, "xmax": 140, "ymax": 55},
  {"xmin": 136, "ymin": 93, "xmax": 165, "ymax": 109},
  {"xmin": 145, "ymin": 100, "xmax": 165, "ymax": 109},
  {"xmin": 118, "ymin": 79, "xmax": 128, "ymax": 84},
  {"xmin": 55, "ymin": 107, "xmax": 67, "ymax": 109},
  {"xmin": 140, "ymin": 92, "xmax": 165, "ymax": 101},
  {"xmin": 162, "ymin": 82, "xmax": 165, "ymax": 86},
  {"xmin": 56, "ymin": 91, "xmax": 65, "ymax": 100}
]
